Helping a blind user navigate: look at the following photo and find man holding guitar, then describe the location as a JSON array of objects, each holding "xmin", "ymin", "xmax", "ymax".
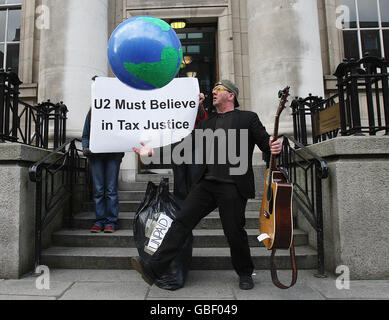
[{"xmin": 132, "ymin": 80, "xmax": 282, "ymax": 290}]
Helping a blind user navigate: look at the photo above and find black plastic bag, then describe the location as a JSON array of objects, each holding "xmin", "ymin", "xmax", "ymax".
[{"xmin": 133, "ymin": 178, "xmax": 193, "ymax": 291}]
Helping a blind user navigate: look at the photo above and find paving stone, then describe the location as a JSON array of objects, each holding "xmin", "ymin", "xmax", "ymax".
[
  {"xmin": 59, "ymin": 281, "xmax": 149, "ymax": 300},
  {"xmin": 0, "ymin": 279, "xmax": 73, "ymax": 298},
  {"xmin": 147, "ymin": 272, "xmax": 235, "ymax": 300},
  {"xmin": 308, "ymin": 280, "xmax": 389, "ymax": 300}
]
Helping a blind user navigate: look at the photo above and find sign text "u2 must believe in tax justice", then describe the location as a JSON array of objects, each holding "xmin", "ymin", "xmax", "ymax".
[{"xmin": 90, "ymin": 77, "xmax": 199, "ymax": 153}]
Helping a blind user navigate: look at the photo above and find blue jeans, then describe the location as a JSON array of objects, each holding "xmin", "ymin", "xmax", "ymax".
[{"xmin": 89, "ymin": 157, "xmax": 122, "ymax": 229}]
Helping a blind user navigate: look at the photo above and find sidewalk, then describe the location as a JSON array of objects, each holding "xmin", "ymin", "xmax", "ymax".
[{"xmin": 0, "ymin": 269, "xmax": 388, "ymax": 300}]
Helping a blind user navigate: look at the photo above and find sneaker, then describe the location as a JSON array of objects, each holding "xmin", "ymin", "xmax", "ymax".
[
  {"xmin": 90, "ymin": 225, "xmax": 103, "ymax": 233},
  {"xmin": 131, "ymin": 256, "xmax": 155, "ymax": 286},
  {"xmin": 239, "ymin": 275, "xmax": 254, "ymax": 290},
  {"xmin": 104, "ymin": 226, "xmax": 115, "ymax": 233}
]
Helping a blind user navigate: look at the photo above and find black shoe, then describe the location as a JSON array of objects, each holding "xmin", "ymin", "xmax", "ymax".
[
  {"xmin": 239, "ymin": 275, "xmax": 254, "ymax": 290},
  {"xmin": 131, "ymin": 256, "xmax": 155, "ymax": 286}
]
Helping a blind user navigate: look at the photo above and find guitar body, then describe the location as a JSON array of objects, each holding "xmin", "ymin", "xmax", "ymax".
[
  {"xmin": 260, "ymin": 170, "xmax": 294, "ymax": 250},
  {"xmin": 257, "ymin": 86, "xmax": 298, "ymax": 289}
]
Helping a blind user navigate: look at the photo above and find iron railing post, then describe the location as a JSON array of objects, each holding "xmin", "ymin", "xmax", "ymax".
[
  {"xmin": 53, "ymin": 103, "xmax": 59, "ymax": 149},
  {"xmin": 68, "ymin": 140, "xmax": 76, "ymax": 228},
  {"xmin": 9, "ymin": 72, "xmax": 22, "ymax": 141},
  {"xmin": 36, "ymin": 103, "xmax": 42, "ymax": 148},
  {"xmin": 349, "ymin": 66, "xmax": 363, "ymax": 135},
  {"xmin": 0, "ymin": 71, "xmax": 5, "ymax": 142},
  {"xmin": 34, "ymin": 169, "xmax": 43, "ymax": 269},
  {"xmin": 43, "ymin": 102, "xmax": 49, "ymax": 149},
  {"xmin": 381, "ymin": 63, "xmax": 389, "ymax": 135},
  {"xmin": 363, "ymin": 62, "xmax": 376, "ymax": 135},
  {"xmin": 314, "ymin": 163, "xmax": 326, "ymax": 278}
]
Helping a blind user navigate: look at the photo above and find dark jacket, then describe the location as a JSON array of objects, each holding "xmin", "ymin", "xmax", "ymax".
[
  {"xmin": 160, "ymin": 110, "xmax": 270, "ymax": 199},
  {"xmin": 82, "ymin": 111, "xmax": 124, "ymax": 160},
  {"xmin": 191, "ymin": 109, "xmax": 270, "ymax": 199}
]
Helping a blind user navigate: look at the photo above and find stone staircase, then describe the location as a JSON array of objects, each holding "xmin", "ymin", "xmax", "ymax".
[{"xmin": 41, "ymin": 173, "xmax": 317, "ymax": 271}]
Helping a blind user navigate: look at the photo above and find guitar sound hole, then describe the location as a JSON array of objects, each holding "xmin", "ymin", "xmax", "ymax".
[
  {"xmin": 269, "ymin": 196, "xmax": 273, "ymax": 215},
  {"xmin": 266, "ymin": 187, "xmax": 273, "ymax": 215}
]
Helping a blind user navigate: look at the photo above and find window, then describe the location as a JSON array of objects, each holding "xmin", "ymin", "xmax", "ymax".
[
  {"xmin": 176, "ymin": 23, "xmax": 217, "ymax": 109},
  {"xmin": 0, "ymin": 0, "xmax": 21, "ymax": 72},
  {"xmin": 340, "ymin": 0, "xmax": 389, "ymax": 59}
]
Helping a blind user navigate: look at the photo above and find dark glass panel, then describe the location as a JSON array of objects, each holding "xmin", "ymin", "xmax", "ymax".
[{"xmin": 343, "ymin": 30, "xmax": 360, "ymax": 59}]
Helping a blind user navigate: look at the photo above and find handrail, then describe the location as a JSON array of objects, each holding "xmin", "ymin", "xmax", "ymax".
[
  {"xmin": 29, "ymin": 138, "xmax": 90, "ymax": 269},
  {"xmin": 0, "ymin": 71, "xmax": 68, "ymax": 149},
  {"xmin": 284, "ymin": 135, "xmax": 329, "ymax": 179},
  {"xmin": 278, "ymin": 134, "xmax": 329, "ymax": 277},
  {"xmin": 29, "ymin": 139, "xmax": 78, "ymax": 182}
]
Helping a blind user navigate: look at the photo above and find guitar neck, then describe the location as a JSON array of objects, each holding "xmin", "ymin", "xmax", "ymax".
[{"xmin": 269, "ymin": 115, "xmax": 280, "ymax": 171}]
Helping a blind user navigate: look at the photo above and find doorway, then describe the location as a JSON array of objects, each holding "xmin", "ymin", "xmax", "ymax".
[{"xmin": 139, "ymin": 22, "xmax": 218, "ymax": 173}]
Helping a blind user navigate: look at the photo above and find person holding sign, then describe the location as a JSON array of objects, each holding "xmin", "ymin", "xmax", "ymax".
[
  {"xmin": 82, "ymin": 109, "xmax": 124, "ymax": 233},
  {"xmin": 132, "ymin": 80, "xmax": 282, "ymax": 290},
  {"xmin": 172, "ymin": 93, "xmax": 208, "ymax": 203}
]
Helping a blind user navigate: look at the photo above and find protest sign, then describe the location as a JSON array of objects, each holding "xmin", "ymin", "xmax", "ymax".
[{"xmin": 90, "ymin": 77, "xmax": 199, "ymax": 153}]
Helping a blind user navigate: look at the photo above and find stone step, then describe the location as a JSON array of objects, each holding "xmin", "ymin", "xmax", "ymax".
[
  {"xmin": 118, "ymin": 181, "xmax": 174, "ymax": 192},
  {"xmin": 71, "ymin": 211, "xmax": 266, "ymax": 230},
  {"xmin": 82, "ymin": 199, "xmax": 262, "ymax": 212},
  {"xmin": 41, "ymin": 245, "xmax": 317, "ymax": 270},
  {"xmin": 135, "ymin": 173, "xmax": 173, "ymax": 182},
  {"xmin": 117, "ymin": 190, "xmax": 172, "ymax": 201},
  {"xmin": 51, "ymin": 228, "xmax": 308, "ymax": 248},
  {"xmin": 117, "ymin": 190, "xmax": 262, "ymax": 201}
]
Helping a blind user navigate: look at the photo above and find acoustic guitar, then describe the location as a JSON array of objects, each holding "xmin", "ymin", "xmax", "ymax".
[{"xmin": 259, "ymin": 86, "xmax": 297, "ymax": 289}]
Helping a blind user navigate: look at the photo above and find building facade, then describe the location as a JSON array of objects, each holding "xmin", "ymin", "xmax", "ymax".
[
  {"xmin": 1, "ymin": 0, "xmax": 389, "ymax": 280},
  {"xmin": 11, "ymin": 0, "xmax": 389, "ymax": 178}
]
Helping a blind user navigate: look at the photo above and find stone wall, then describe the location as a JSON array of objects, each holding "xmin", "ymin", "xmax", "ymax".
[
  {"xmin": 0, "ymin": 143, "xmax": 86, "ymax": 279},
  {"xmin": 294, "ymin": 136, "xmax": 389, "ymax": 280}
]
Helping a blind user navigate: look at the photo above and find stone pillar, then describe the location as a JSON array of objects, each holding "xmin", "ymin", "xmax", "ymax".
[
  {"xmin": 246, "ymin": 0, "xmax": 324, "ymax": 134},
  {"xmin": 301, "ymin": 137, "xmax": 389, "ymax": 279},
  {"xmin": 38, "ymin": 0, "xmax": 109, "ymax": 138},
  {"xmin": 0, "ymin": 145, "xmax": 52, "ymax": 278}
]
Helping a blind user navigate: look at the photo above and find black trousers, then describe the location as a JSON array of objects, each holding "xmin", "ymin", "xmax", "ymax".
[{"xmin": 149, "ymin": 179, "xmax": 254, "ymax": 277}]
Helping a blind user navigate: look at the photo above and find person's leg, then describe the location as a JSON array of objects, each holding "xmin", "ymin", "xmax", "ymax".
[
  {"xmin": 215, "ymin": 183, "xmax": 254, "ymax": 277},
  {"xmin": 104, "ymin": 157, "xmax": 122, "ymax": 230},
  {"xmin": 172, "ymin": 163, "xmax": 190, "ymax": 202},
  {"xmin": 147, "ymin": 180, "xmax": 217, "ymax": 278},
  {"xmin": 89, "ymin": 157, "xmax": 106, "ymax": 229}
]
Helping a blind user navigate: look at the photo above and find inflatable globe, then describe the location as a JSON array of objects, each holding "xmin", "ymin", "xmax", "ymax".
[{"xmin": 108, "ymin": 16, "xmax": 183, "ymax": 90}]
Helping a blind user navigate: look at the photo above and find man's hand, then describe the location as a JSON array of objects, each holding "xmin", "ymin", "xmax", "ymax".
[
  {"xmin": 133, "ymin": 142, "xmax": 153, "ymax": 157},
  {"xmin": 83, "ymin": 148, "xmax": 92, "ymax": 157},
  {"xmin": 269, "ymin": 137, "xmax": 282, "ymax": 155},
  {"xmin": 199, "ymin": 93, "xmax": 205, "ymax": 106}
]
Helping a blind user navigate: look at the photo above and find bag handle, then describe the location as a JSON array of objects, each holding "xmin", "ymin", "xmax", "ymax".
[
  {"xmin": 157, "ymin": 178, "xmax": 170, "ymax": 201},
  {"xmin": 270, "ymin": 243, "xmax": 298, "ymax": 289}
]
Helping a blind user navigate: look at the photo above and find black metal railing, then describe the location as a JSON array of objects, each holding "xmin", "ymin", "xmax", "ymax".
[
  {"xmin": 29, "ymin": 138, "xmax": 90, "ymax": 268},
  {"xmin": 0, "ymin": 70, "xmax": 68, "ymax": 149},
  {"xmin": 291, "ymin": 94, "xmax": 341, "ymax": 146},
  {"xmin": 292, "ymin": 55, "xmax": 389, "ymax": 146},
  {"xmin": 278, "ymin": 135, "xmax": 329, "ymax": 277},
  {"xmin": 335, "ymin": 55, "xmax": 389, "ymax": 136}
]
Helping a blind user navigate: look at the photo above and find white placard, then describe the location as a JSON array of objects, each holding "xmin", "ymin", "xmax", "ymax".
[
  {"xmin": 90, "ymin": 77, "xmax": 200, "ymax": 153},
  {"xmin": 144, "ymin": 213, "xmax": 174, "ymax": 255}
]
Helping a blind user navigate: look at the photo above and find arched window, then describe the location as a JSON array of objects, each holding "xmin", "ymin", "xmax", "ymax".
[
  {"xmin": 0, "ymin": 0, "xmax": 21, "ymax": 72},
  {"xmin": 340, "ymin": 0, "xmax": 389, "ymax": 59}
]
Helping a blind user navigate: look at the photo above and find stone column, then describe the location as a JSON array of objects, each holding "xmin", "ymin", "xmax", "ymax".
[
  {"xmin": 38, "ymin": 0, "xmax": 109, "ymax": 138},
  {"xmin": 246, "ymin": 0, "xmax": 324, "ymax": 134},
  {"xmin": 302, "ymin": 136, "xmax": 389, "ymax": 279}
]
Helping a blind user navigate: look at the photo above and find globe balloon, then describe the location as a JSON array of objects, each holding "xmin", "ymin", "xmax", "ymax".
[{"xmin": 108, "ymin": 16, "xmax": 183, "ymax": 90}]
